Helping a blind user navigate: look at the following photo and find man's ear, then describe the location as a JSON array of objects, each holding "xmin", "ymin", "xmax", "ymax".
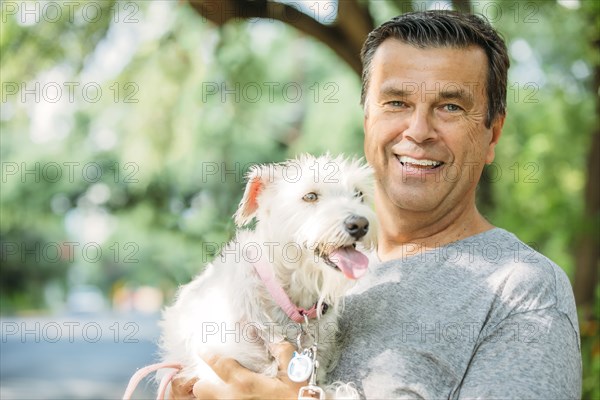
[
  {"xmin": 234, "ymin": 165, "xmax": 270, "ymax": 227},
  {"xmin": 486, "ymin": 113, "xmax": 506, "ymax": 164}
]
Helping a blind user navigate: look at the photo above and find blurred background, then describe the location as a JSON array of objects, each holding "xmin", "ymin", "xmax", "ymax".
[{"xmin": 0, "ymin": 0, "xmax": 598, "ymax": 398}]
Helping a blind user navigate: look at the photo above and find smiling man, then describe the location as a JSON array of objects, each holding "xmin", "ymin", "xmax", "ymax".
[{"xmin": 181, "ymin": 11, "xmax": 582, "ymax": 399}]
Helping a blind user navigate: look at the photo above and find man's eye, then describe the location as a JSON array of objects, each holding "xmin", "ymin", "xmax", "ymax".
[
  {"xmin": 442, "ymin": 104, "xmax": 462, "ymax": 112},
  {"xmin": 302, "ymin": 192, "xmax": 318, "ymax": 202},
  {"xmin": 385, "ymin": 100, "xmax": 407, "ymax": 108}
]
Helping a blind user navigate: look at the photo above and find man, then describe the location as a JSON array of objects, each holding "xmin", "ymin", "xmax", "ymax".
[{"xmin": 179, "ymin": 11, "xmax": 582, "ymax": 399}]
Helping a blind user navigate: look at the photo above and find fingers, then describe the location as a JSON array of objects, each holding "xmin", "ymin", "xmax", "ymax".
[
  {"xmin": 192, "ymin": 379, "xmax": 228, "ymax": 400},
  {"xmin": 202, "ymin": 352, "xmax": 300, "ymax": 399},
  {"xmin": 169, "ymin": 377, "xmax": 198, "ymax": 400},
  {"xmin": 193, "ymin": 359, "xmax": 254, "ymax": 399},
  {"xmin": 270, "ymin": 341, "xmax": 297, "ymax": 375},
  {"xmin": 198, "ymin": 350, "xmax": 302, "ymax": 400},
  {"xmin": 202, "ymin": 342, "xmax": 296, "ymax": 382},
  {"xmin": 204, "ymin": 355, "xmax": 245, "ymax": 384},
  {"xmin": 270, "ymin": 342, "xmax": 307, "ymax": 395}
]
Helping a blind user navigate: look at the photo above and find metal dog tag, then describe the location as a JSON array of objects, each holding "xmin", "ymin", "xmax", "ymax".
[
  {"xmin": 296, "ymin": 343, "xmax": 324, "ymax": 399},
  {"xmin": 287, "ymin": 351, "xmax": 313, "ymax": 383},
  {"xmin": 298, "ymin": 385, "xmax": 325, "ymax": 400}
]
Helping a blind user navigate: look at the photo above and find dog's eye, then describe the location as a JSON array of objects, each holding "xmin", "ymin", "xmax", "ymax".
[
  {"xmin": 302, "ymin": 192, "xmax": 319, "ymax": 202},
  {"xmin": 354, "ymin": 190, "xmax": 364, "ymax": 202}
]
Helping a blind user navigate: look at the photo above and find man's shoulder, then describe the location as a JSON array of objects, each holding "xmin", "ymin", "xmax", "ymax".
[
  {"xmin": 362, "ymin": 228, "xmax": 578, "ymax": 329},
  {"xmin": 437, "ymin": 228, "xmax": 579, "ymax": 336},
  {"xmin": 473, "ymin": 229, "xmax": 573, "ymax": 302},
  {"xmin": 371, "ymin": 228, "xmax": 567, "ymax": 285}
]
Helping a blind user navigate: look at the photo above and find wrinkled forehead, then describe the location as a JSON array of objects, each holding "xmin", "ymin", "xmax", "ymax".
[{"xmin": 368, "ymin": 40, "xmax": 488, "ymax": 102}]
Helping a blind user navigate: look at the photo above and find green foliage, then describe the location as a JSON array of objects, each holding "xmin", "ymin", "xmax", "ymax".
[{"xmin": 485, "ymin": 1, "xmax": 597, "ymax": 279}]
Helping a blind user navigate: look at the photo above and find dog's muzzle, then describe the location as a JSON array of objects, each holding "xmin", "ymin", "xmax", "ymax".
[{"xmin": 316, "ymin": 215, "xmax": 371, "ymax": 280}]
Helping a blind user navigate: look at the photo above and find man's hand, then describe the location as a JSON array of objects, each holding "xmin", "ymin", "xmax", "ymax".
[
  {"xmin": 170, "ymin": 342, "xmax": 305, "ymax": 400},
  {"xmin": 170, "ymin": 376, "xmax": 198, "ymax": 399}
]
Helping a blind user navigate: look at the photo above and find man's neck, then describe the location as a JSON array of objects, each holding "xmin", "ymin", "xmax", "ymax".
[{"xmin": 375, "ymin": 191, "xmax": 494, "ymax": 262}]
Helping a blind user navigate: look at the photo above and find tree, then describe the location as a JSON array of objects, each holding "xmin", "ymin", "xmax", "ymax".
[{"xmin": 574, "ymin": 0, "xmax": 599, "ymax": 321}]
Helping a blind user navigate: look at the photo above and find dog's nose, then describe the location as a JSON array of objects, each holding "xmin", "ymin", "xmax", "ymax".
[{"xmin": 344, "ymin": 215, "xmax": 369, "ymax": 239}]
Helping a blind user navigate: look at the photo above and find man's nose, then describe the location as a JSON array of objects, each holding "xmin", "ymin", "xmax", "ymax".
[{"xmin": 403, "ymin": 108, "xmax": 436, "ymax": 143}]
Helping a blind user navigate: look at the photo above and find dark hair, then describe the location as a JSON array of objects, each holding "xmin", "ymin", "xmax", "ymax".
[{"xmin": 360, "ymin": 11, "xmax": 510, "ymax": 128}]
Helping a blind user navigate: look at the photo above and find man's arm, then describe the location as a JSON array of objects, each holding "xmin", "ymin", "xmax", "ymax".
[{"xmin": 456, "ymin": 308, "xmax": 581, "ymax": 399}]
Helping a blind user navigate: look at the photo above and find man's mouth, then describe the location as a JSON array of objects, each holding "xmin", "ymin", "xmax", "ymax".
[
  {"xmin": 397, "ymin": 155, "xmax": 444, "ymax": 170},
  {"xmin": 317, "ymin": 244, "xmax": 369, "ymax": 280}
]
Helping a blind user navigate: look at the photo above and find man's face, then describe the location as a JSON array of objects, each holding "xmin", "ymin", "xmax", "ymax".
[{"xmin": 363, "ymin": 39, "xmax": 503, "ymax": 215}]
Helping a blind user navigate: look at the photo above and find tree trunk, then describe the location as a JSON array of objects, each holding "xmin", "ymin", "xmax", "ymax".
[{"xmin": 574, "ymin": 37, "xmax": 600, "ymax": 318}]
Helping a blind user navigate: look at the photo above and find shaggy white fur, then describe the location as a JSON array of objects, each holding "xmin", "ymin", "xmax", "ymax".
[{"xmin": 159, "ymin": 154, "xmax": 377, "ymax": 399}]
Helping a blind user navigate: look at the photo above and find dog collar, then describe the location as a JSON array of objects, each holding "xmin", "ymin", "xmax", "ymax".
[{"xmin": 252, "ymin": 261, "xmax": 327, "ymax": 323}]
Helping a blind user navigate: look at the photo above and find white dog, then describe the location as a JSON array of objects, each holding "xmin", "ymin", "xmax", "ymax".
[{"xmin": 124, "ymin": 154, "xmax": 376, "ymax": 399}]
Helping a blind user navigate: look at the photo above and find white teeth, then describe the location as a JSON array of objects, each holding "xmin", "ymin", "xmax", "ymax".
[{"xmin": 398, "ymin": 156, "xmax": 442, "ymax": 167}]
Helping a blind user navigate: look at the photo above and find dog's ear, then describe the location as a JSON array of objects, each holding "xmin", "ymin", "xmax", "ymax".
[{"xmin": 234, "ymin": 165, "xmax": 270, "ymax": 227}]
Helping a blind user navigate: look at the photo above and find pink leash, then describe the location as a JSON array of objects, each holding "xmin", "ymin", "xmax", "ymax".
[
  {"xmin": 122, "ymin": 361, "xmax": 182, "ymax": 400},
  {"xmin": 252, "ymin": 260, "xmax": 325, "ymax": 323}
]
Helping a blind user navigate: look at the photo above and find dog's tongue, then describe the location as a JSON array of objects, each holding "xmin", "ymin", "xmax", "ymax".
[{"xmin": 329, "ymin": 247, "xmax": 369, "ymax": 279}]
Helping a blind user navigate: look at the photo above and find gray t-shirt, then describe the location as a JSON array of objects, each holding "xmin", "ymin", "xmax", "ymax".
[{"xmin": 327, "ymin": 228, "xmax": 582, "ymax": 399}]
